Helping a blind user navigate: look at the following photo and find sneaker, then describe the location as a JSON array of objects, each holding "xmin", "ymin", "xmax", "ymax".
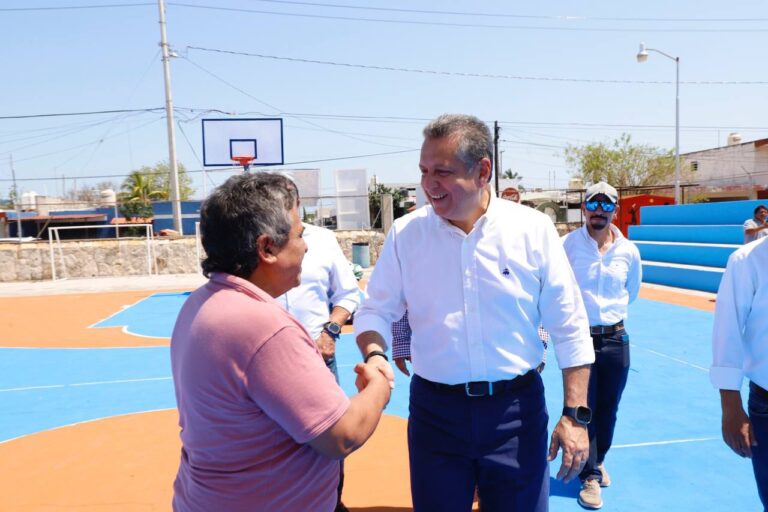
[
  {"xmin": 597, "ymin": 463, "xmax": 611, "ymax": 487},
  {"xmin": 578, "ymin": 479, "xmax": 603, "ymax": 509}
]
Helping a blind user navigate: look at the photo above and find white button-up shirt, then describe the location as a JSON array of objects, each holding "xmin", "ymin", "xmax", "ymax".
[
  {"xmin": 277, "ymin": 224, "xmax": 360, "ymax": 339},
  {"xmin": 561, "ymin": 224, "xmax": 642, "ymax": 326},
  {"xmin": 710, "ymin": 238, "xmax": 768, "ymax": 390},
  {"xmin": 354, "ymin": 197, "xmax": 594, "ymax": 385}
]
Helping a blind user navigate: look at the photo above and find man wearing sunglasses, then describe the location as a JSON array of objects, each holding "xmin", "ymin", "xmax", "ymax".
[{"xmin": 562, "ymin": 182, "xmax": 642, "ymax": 509}]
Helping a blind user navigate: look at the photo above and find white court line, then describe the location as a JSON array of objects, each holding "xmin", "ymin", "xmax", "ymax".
[
  {"xmin": 630, "ymin": 344, "xmax": 709, "ymax": 372},
  {"xmin": 2, "ymin": 346, "xmax": 168, "ymax": 350},
  {"xmin": 613, "ymin": 437, "xmax": 718, "ymax": 449},
  {"xmin": 0, "ymin": 407, "xmax": 176, "ymax": 445},
  {"xmin": 0, "ymin": 376, "xmax": 172, "ymax": 393}
]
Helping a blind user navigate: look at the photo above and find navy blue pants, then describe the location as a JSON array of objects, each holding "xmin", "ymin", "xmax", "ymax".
[
  {"xmin": 749, "ymin": 383, "xmax": 768, "ymax": 511},
  {"xmin": 408, "ymin": 372, "xmax": 549, "ymax": 512},
  {"xmin": 325, "ymin": 355, "xmax": 345, "ymax": 509},
  {"xmin": 580, "ymin": 329, "xmax": 630, "ymax": 482}
]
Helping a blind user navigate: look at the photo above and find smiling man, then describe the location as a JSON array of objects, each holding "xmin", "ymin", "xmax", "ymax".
[
  {"xmin": 354, "ymin": 114, "xmax": 594, "ymax": 511},
  {"xmin": 562, "ymin": 182, "xmax": 642, "ymax": 509}
]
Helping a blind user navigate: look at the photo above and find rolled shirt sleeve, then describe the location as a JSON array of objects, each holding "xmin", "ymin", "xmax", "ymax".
[
  {"xmin": 538, "ymin": 222, "xmax": 595, "ymax": 369},
  {"xmin": 710, "ymin": 252, "xmax": 750, "ymax": 390}
]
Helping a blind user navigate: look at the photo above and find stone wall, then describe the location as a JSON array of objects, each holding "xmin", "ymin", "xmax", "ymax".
[
  {"xmin": 0, "ymin": 237, "xmax": 201, "ymax": 282},
  {"xmin": 0, "ymin": 224, "xmax": 577, "ymax": 282}
]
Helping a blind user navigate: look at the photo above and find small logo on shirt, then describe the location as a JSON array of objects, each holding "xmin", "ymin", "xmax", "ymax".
[{"xmin": 502, "ymin": 268, "xmax": 510, "ymax": 276}]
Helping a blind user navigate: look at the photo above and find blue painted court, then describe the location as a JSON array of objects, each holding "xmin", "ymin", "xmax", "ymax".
[{"xmin": 0, "ymin": 292, "xmax": 761, "ymax": 510}]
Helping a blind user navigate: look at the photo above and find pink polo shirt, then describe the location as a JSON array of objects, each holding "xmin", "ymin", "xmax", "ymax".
[{"xmin": 170, "ymin": 273, "xmax": 350, "ymax": 512}]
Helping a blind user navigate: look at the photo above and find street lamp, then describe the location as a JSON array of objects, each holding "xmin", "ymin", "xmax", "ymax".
[{"xmin": 637, "ymin": 42, "xmax": 681, "ymax": 204}]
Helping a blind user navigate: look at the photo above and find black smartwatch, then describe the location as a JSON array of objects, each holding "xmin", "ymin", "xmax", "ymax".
[
  {"xmin": 562, "ymin": 405, "xmax": 592, "ymax": 426},
  {"xmin": 322, "ymin": 321, "xmax": 342, "ymax": 339}
]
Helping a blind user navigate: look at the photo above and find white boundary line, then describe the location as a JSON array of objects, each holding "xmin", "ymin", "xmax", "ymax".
[
  {"xmin": 613, "ymin": 437, "xmax": 718, "ymax": 449},
  {"xmin": 87, "ymin": 293, "xmax": 161, "ymax": 329},
  {"xmin": 0, "ymin": 376, "xmax": 172, "ymax": 393},
  {"xmin": 631, "ymin": 343, "xmax": 709, "ymax": 372},
  {"xmin": 1, "ymin": 346, "xmax": 168, "ymax": 350},
  {"xmin": 0, "ymin": 407, "xmax": 176, "ymax": 446}
]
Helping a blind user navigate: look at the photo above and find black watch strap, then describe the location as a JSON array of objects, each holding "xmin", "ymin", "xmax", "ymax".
[{"xmin": 364, "ymin": 350, "xmax": 389, "ymax": 363}]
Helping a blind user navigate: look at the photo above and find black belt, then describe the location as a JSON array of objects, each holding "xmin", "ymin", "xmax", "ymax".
[
  {"xmin": 415, "ymin": 370, "xmax": 536, "ymax": 397},
  {"xmin": 590, "ymin": 321, "xmax": 625, "ymax": 335}
]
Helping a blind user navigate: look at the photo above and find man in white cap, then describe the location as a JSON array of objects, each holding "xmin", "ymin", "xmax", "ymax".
[{"xmin": 562, "ymin": 182, "xmax": 642, "ymax": 509}]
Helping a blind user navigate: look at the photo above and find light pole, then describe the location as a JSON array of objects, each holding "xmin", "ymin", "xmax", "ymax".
[{"xmin": 637, "ymin": 42, "xmax": 681, "ymax": 204}]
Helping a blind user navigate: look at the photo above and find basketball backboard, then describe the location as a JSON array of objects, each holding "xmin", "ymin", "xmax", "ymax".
[{"xmin": 202, "ymin": 118, "xmax": 284, "ymax": 167}]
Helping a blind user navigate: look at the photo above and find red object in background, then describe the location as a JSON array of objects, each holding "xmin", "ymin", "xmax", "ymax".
[
  {"xmin": 501, "ymin": 187, "xmax": 521, "ymax": 203},
  {"xmin": 613, "ymin": 194, "xmax": 675, "ymax": 238}
]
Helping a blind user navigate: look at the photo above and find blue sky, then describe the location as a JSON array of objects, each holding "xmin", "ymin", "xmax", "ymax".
[{"xmin": 1, "ymin": 1, "xmax": 766, "ymax": 199}]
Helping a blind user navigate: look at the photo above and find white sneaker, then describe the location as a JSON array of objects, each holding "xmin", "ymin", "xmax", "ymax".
[{"xmin": 578, "ymin": 479, "xmax": 603, "ymax": 509}]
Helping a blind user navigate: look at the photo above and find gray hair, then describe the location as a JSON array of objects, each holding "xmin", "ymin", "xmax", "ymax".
[
  {"xmin": 423, "ymin": 114, "xmax": 494, "ymax": 171},
  {"xmin": 200, "ymin": 173, "xmax": 297, "ymax": 279}
]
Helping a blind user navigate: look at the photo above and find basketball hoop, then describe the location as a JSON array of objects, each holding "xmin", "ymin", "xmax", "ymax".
[{"xmin": 232, "ymin": 155, "xmax": 255, "ymax": 172}]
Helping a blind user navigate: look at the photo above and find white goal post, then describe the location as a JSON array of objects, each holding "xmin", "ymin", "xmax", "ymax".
[{"xmin": 48, "ymin": 224, "xmax": 156, "ymax": 281}]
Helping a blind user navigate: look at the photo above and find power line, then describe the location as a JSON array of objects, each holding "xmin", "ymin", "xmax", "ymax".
[
  {"xmin": 185, "ymin": 46, "xmax": 768, "ymax": 85},
  {"xmin": 0, "ymin": 108, "xmax": 165, "ymax": 121},
  {"xmin": 168, "ymin": 3, "xmax": 768, "ymax": 33},
  {"xmin": 236, "ymin": 0, "xmax": 768, "ymax": 23},
  {"xmin": 0, "ymin": 3, "xmax": 153, "ymax": 12}
]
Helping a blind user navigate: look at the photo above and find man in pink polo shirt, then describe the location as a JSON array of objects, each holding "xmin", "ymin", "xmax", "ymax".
[{"xmin": 170, "ymin": 173, "xmax": 391, "ymax": 512}]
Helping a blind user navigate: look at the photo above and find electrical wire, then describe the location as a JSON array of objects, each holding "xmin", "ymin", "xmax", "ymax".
[
  {"xmin": 168, "ymin": 3, "xmax": 768, "ymax": 33},
  {"xmin": 238, "ymin": 0, "xmax": 768, "ymax": 23},
  {"xmin": 185, "ymin": 46, "xmax": 768, "ymax": 85}
]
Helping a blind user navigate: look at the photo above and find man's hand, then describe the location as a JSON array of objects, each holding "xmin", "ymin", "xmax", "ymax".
[
  {"xmin": 354, "ymin": 362, "xmax": 392, "ymax": 402},
  {"xmin": 394, "ymin": 357, "xmax": 411, "ymax": 376},
  {"xmin": 315, "ymin": 332, "xmax": 336, "ymax": 361},
  {"xmin": 721, "ymin": 390, "xmax": 757, "ymax": 458},
  {"xmin": 547, "ymin": 416, "xmax": 589, "ymax": 482},
  {"xmin": 366, "ymin": 353, "xmax": 396, "ymax": 388}
]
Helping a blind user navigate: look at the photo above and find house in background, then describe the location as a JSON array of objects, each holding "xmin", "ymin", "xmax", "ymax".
[{"xmin": 683, "ymin": 133, "xmax": 768, "ymax": 201}]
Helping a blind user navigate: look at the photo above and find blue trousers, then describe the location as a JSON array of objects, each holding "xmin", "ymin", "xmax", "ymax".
[
  {"xmin": 580, "ymin": 329, "xmax": 630, "ymax": 482},
  {"xmin": 749, "ymin": 382, "xmax": 768, "ymax": 511},
  {"xmin": 408, "ymin": 372, "xmax": 549, "ymax": 512}
]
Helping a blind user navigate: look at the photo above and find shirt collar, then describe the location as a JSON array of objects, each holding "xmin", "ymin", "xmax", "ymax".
[{"xmin": 209, "ymin": 272, "xmax": 274, "ymax": 303}]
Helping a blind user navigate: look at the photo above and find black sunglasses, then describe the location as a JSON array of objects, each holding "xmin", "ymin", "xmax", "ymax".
[{"xmin": 585, "ymin": 200, "xmax": 616, "ymax": 213}]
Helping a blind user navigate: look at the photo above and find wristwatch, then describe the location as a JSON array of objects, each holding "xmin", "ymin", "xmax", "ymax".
[
  {"xmin": 562, "ymin": 405, "xmax": 592, "ymax": 426},
  {"xmin": 322, "ymin": 321, "xmax": 342, "ymax": 339}
]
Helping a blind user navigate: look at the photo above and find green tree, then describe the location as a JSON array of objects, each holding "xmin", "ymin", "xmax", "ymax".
[
  {"xmin": 564, "ymin": 133, "xmax": 679, "ymax": 188},
  {"xmin": 119, "ymin": 162, "xmax": 194, "ymax": 203},
  {"xmin": 502, "ymin": 169, "xmax": 522, "ymax": 180},
  {"xmin": 368, "ymin": 184, "xmax": 409, "ymax": 228}
]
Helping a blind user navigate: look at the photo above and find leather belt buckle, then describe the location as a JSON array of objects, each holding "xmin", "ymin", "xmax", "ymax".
[{"xmin": 465, "ymin": 381, "xmax": 493, "ymax": 397}]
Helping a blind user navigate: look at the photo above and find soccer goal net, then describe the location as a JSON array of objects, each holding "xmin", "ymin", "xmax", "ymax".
[{"xmin": 48, "ymin": 224, "xmax": 156, "ymax": 280}]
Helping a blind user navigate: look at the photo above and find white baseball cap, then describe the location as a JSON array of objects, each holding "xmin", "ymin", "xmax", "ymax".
[{"xmin": 585, "ymin": 182, "xmax": 618, "ymax": 203}]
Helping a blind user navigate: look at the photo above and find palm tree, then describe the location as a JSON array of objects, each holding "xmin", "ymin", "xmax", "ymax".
[
  {"xmin": 502, "ymin": 169, "xmax": 522, "ymax": 180},
  {"xmin": 120, "ymin": 171, "xmax": 166, "ymax": 204}
]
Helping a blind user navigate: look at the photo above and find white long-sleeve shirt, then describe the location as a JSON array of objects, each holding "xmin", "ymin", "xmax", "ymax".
[
  {"xmin": 354, "ymin": 197, "xmax": 594, "ymax": 385},
  {"xmin": 710, "ymin": 237, "xmax": 768, "ymax": 390},
  {"xmin": 561, "ymin": 224, "xmax": 642, "ymax": 326},
  {"xmin": 277, "ymin": 224, "xmax": 360, "ymax": 339}
]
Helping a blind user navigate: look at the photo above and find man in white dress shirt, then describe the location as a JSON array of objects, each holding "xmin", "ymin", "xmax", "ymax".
[
  {"xmin": 277, "ymin": 190, "xmax": 360, "ymax": 512},
  {"xmin": 711, "ymin": 236, "xmax": 768, "ymax": 510},
  {"xmin": 743, "ymin": 204, "xmax": 768, "ymax": 244},
  {"xmin": 562, "ymin": 182, "xmax": 642, "ymax": 509},
  {"xmin": 354, "ymin": 113, "xmax": 595, "ymax": 511}
]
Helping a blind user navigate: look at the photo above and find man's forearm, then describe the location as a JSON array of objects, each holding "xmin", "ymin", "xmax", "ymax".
[
  {"xmin": 562, "ymin": 364, "xmax": 591, "ymax": 406},
  {"xmin": 357, "ymin": 330, "xmax": 387, "ymax": 358},
  {"xmin": 329, "ymin": 306, "xmax": 352, "ymax": 326}
]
